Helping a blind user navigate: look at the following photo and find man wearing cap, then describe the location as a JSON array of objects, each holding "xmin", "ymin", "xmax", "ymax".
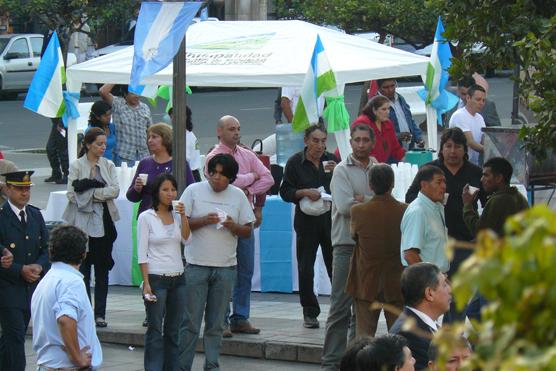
[{"xmin": 0, "ymin": 171, "xmax": 50, "ymax": 371}]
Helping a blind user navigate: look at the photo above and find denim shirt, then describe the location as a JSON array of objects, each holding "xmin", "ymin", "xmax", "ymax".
[{"xmin": 388, "ymin": 93, "xmax": 423, "ymax": 147}]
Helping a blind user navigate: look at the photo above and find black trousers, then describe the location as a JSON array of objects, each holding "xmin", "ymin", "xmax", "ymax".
[
  {"xmin": 46, "ymin": 118, "xmax": 69, "ymax": 178},
  {"xmin": 81, "ymin": 234, "xmax": 115, "ymax": 319},
  {"xmin": 443, "ymin": 247, "xmax": 474, "ymax": 323},
  {"xmin": 0, "ymin": 306, "xmax": 30, "ymax": 371},
  {"xmin": 294, "ymin": 211, "xmax": 333, "ymax": 318}
]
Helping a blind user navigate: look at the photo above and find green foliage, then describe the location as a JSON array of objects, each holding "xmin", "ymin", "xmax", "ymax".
[
  {"xmin": 0, "ymin": 0, "xmax": 136, "ymax": 53},
  {"xmin": 517, "ymin": 17, "xmax": 556, "ymax": 162},
  {"xmin": 437, "ymin": 206, "xmax": 556, "ymax": 370},
  {"xmin": 274, "ymin": 0, "xmax": 439, "ymax": 47},
  {"xmin": 433, "ymin": 0, "xmax": 556, "ymax": 160}
]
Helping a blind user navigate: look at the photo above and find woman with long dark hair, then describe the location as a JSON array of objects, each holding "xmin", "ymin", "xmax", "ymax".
[
  {"xmin": 88, "ymin": 100, "xmax": 118, "ymax": 163},
  {"xmin": 138, "ymin": 173, "xmax": 190, "ymax": 371},
  {"xmin": 63, "ymin": 127, "xmax": 120, "ymax": 328},
  {"xmin": 354, "ymin": 96, "xmax": 406, "ymax": 163}
]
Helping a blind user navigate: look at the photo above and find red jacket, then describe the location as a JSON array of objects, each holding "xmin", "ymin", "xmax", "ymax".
[{"xmin": 352, "ymin": 114, "xmax": 405, "ymax": 163}]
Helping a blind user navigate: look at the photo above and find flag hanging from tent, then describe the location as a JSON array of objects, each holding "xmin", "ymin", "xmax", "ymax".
[
  {"xmin": 24, "ymin": 31, "xmax": 65, "ymax": 118},
  {"xmin": 130, "ymin": 1, "xmax": 202, "ymax": 89},
  {"xmin": 292, "ymin": 35, "xmax": 339, "ymax": 132},
  {"xmin": 417, "ymin": 16, "xmax": 458, "ymax": 124}
]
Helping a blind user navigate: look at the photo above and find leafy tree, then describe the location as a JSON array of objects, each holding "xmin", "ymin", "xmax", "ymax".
[
  {"xmin": 435, "ymin": 0, "xmax": 556, "ymax": 160},
  {"xmin": 274, "ymin": 0, "xmax": 439, "ymax": 47},
  {"xmin": 436, "ymin": 206, "xmax": 556, "ymax": 370},
  {"xmin": 0, "ymin": 0, "xmax": 137, "ymax": 57}
]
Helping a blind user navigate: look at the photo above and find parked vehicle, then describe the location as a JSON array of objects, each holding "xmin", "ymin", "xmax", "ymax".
[{"xmin": 0, "ymin": 33, "xmax": 76, "ymax": 99}]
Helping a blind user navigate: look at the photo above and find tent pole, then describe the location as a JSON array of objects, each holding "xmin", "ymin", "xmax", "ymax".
[{"xmin": 173, "ymin": 36, "xmax": 187, "ymax": 195}]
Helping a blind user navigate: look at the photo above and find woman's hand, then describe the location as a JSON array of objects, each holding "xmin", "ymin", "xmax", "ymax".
[
  {"xmin": 134, "ymin": 176, "xmax": 145, "ymax": 193},
  {"xmin": 173, "ymin": 201, "xmax": 185, "ymax": 216}
]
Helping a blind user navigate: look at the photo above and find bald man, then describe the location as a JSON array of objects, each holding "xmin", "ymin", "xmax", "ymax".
[{"xmin": 204, "ymin": 116, "xmax": 274, "ymax": 336}]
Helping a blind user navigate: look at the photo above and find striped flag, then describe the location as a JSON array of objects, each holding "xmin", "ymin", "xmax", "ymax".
[
  {"xmin": 418, "ymin": 17, "xmax": 458, "ymax": 124},
  {"xmin": 292, "ymin": 35, "xmax": 338, "ymax": 132},
  {"xmin": 23, "ymin": 31, "xmax": 65, "ymax": 118},
  {"xmin": 130, "ymin": 1, "xmax": 202, "ymax": 89}
]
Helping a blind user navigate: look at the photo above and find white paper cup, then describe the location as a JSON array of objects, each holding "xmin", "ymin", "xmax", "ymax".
[
  {"xmin": 468, "ymin": 185, "xmax": 479, "ymax": 194},
  {"xmin": 138, "ymin": 173, "xmax": 148, "ymax": 184},
  {"xmin": 322, "ymin": 161, "xmax": 331, "ymax": 173},
  {"xmin": 443, "ymin": 193, "xmax": 450, "ymax": 205},
  {"xmin": 172, "ymin": 200, "xmax": 181, "ymax": 209}
]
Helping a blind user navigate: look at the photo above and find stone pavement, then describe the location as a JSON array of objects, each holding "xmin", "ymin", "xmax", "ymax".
[{"xmin": 28, "ymin": 286, "xmax": 387, "ymax": 365}]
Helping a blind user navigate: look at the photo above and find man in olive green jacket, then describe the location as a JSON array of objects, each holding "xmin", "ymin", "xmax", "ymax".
[{"xmin": 462, "ymin": 157, "xmax": 528, "ymax": 237}]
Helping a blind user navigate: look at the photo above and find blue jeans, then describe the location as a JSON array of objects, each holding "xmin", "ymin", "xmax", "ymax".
[
  {"xmin": 179, "ymin": 264, "xmax": 236, "ymax": 371},
  {"xmin": 225, "ymin": 232, "xmax": 254, "ymax": 325},
  {"xmin": 144, "ymin": 273, "xmax": 186, "ymax": 371}
]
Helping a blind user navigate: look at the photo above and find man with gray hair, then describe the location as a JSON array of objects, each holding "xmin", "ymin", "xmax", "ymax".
[{"xmin": 321, "ymin": 124, "xmax": 377, "ymax": 370}]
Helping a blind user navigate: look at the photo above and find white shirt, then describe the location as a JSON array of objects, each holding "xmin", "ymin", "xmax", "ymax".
[
  {"xmin": 406, "ymin": 306, "xmax": 439, "ymax": 332},
  {"xmin": 31, "ymin": 262, "xmax": 102, "ymax": 368},
  {"xmin": 448, "ymin": 107, "xmax": 486, "ymax": 165},
  {"xmin": 186, "ymin": 130, "xmax": 202, "ymax": 171},
  {"xmin": 137, "ymin": 209, "xmax": 185, "ymax": 275},
  {"xmin": 180, "ymin": 181, "xmax": 255, "ymax": 267},
  {"xmin": 8, "ymin": 199, "xmax": 26, "ymax": 222},
  {"xmin": 281, "ymin": 86, "xmax": 325, "ymax": 122}
]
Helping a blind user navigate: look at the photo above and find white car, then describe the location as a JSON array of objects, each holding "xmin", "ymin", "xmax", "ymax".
[{"xmin": 0, "ymin": 33, "xmax": 76, "ymax": 99}]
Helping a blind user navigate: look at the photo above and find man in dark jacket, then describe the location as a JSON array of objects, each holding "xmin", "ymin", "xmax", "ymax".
[
  {"xmin": 0, "ymin": 171, "xmax": 49, "ymax": 371},
  {"xmin": 463, "ymin": 156, "xmax": 529, "ymax": 237},
  {"xmin": 390, "ymin": 263, "xmax": 451, "ymax": 371}
]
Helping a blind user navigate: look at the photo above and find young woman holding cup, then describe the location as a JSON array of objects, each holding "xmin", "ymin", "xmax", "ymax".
[
  {"xmin": 137, "ymin": 173, "xmax": 190, "ymax": 371},
  {"xmin": 127, "ymin": 123, "xmax": 195, "ymax": 327}
]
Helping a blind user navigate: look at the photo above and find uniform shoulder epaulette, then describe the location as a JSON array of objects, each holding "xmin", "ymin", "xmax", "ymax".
[{"xmin": 27, "ymin": 204, "xmax": 41, "ymax": 211}]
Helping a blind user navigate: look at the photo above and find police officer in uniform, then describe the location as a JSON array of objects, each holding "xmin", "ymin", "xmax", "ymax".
[{"xmin": 0, "ymin": 171, "xmax": 49, "ymax": 371}]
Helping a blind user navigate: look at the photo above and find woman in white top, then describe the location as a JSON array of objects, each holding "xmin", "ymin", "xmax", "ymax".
[{"xmin": 137, "ymin": 173, "xmax": 190, "ymax": 371}]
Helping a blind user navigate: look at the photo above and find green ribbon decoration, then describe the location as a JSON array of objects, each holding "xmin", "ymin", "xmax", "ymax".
[
  {"xmin": 131, "ymin": 202, "xmax": 142, "ymax": 286},
  {"xmin": 157, "ymin": 85, "xmax": 193, "ymax": 112},
  {"xmin": 323, "ymin": 95, "xmax": 350, "ymax": 133}
]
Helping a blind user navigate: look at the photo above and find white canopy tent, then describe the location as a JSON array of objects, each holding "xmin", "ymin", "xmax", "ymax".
[{"xmin": 66, "ymin": 20, "xmax": 436, "ymax": 162}]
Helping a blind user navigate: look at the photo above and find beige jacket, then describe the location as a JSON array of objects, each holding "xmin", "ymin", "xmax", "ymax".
[{"xmin": 63, "ymin": 156, "xmax": 120, "ymax": 236}]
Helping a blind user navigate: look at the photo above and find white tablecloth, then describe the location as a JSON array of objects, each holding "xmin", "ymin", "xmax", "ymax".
[
  {"xmin": 42, "ymin": 191, "xmax": 135, "ymax": 285},
  {"xmin": 42, "ymin": 192, "xmax": 332, "ymax": 294}
]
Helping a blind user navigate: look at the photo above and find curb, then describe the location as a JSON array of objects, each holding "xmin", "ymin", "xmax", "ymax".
[{"xmin": 95, "ymin": 328, "xmax": 323, "ymax": 364}]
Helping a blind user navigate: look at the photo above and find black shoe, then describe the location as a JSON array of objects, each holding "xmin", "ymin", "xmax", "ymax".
[
  {"xmin": 55, "ymin": 176, "xmax": 68, "ymax": 184},
  {"xmin": 303, "ymin": 316, "xmax": 319, "ymax": 329},
  {"xmin": 44, "ymin": 175, "xmax": 61, "ymax": 183}
]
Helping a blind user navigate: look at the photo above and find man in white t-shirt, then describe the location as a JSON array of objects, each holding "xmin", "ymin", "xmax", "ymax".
[
  {"xmin": 281, "ymin": 86, "xmax": 325, "ymax": 123},
  {"xmin": 448, "ymin": 84, "xmax": 486, "ymax": 165},
  {"xmin": 179, "ymin": 153, "xmax": 255, "ymax": 371}
]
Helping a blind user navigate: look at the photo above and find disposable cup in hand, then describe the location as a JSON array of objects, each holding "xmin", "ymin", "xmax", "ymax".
[
  {"xmin": 443, "ymin": 193, "xmax": 450, "ymax": 205},
  {"xmin": 172, "ymin": 200, "xmax": 181, "ymax": 209},
  {"xmin": 322, "ymin": 161, "xmax": 331, "ymax": 173},
  {"xmin": 144, "ymin": 293, "xmax": 157, "ymax": 302},
  {"xmin": 468, "ymin": 185, "xmax": 479, "ymax": 194},
  {"xmin": 138, "ymin": 173, "xmax": 148, "ymax": 185}
]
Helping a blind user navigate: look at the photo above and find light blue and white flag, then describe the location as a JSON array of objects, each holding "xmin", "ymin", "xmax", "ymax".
[
  {"xmin": 24, "ymin": 31, "xmax": 65, "ymax": 118},
  {"xmin": 130, "ymin": 1, "xmax": 202, "ymax": 89},
  {"xmin": 292, "ymin": 35, "xmax": 340, "ymax": 132},
  {"xmin": 418, "ymin": 17, "xmax": 459, "ymax": 125}
]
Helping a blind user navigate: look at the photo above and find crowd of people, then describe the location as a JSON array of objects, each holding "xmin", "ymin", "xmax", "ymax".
[{"xmin": 0, "ymin": 75, "xmax": 532, "ymax": 371}]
